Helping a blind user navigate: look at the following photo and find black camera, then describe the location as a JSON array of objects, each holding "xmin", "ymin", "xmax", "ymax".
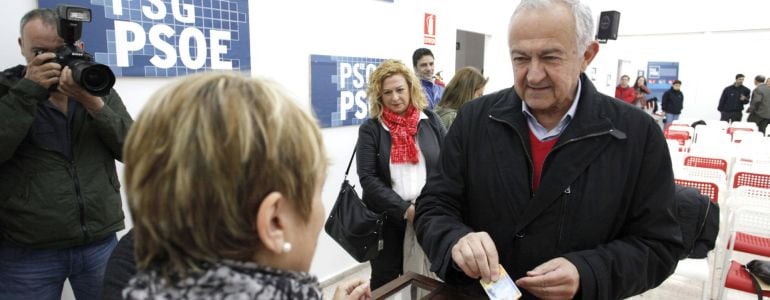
[{"xmin": 49, "ymin": 5, "xmax": 115, "ymax": 96}]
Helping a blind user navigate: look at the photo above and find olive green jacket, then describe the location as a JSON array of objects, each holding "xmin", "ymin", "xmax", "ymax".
[
  {"xmin": 0, "ymin": 65, "xmax": 131, "ymax": 249},
  {"xmin": 434, "ymin": 106, "xmax": 458, "ymax": 130}
]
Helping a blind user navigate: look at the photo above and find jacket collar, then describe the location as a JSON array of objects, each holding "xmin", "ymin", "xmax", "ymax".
[{"xmin": 489, "ymin": 73, "xmax": 616, "ymax": 145}]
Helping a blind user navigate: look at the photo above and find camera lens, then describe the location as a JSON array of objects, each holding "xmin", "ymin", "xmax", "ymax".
[
  {"xmin": 70, "ymin": 61, "xmax": 115, "ymax": 96},
  {"xmin": 82, "ymin": 67, "xmax": 105, "ymax": 88}
]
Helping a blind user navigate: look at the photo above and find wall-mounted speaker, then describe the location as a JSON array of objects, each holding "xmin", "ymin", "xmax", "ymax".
[{"xmin": 596, "ymin": 11, "xmax": 620, "ymax": 41}]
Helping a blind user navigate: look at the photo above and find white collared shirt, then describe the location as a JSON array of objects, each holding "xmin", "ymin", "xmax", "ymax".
[{"xmin": 522, "ymin": 78, "xmax": 582, "ymax": 141}]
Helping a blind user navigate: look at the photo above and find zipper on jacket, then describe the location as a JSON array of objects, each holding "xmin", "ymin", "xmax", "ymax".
[
  {"xmin": 548, "ymin": 130, "xmax": 615, "ymax": 247},
  {"xmin": 557, "ymin": 186, "xmax": 571, "ymax": 248},
  {"xmin": 539, "ymin": 129, "xmax": 617, "ymax": 180},
  {"xmin": 69, "ymin": 162, "xmax": 89, "ymax": 242},
  {"xmin": 488, "ymin": 115, "xmax": 535, "ymax": 197},
  {"xmin": 488, "ymin": 116, "xmax": 618, "ymax": 190},
  {"xmin": 548, "ymin": 129, "xmax": 616, "ymax": 156}
]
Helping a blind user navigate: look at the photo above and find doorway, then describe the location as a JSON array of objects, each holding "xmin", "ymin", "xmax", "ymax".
[{"xmin": 455, "ymin": 30, "xmax": 486, "ymax": 74}]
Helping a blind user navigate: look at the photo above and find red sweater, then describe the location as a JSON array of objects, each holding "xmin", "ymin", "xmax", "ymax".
[
  {"xmin": 529, "ymin": 130, "xmax": 558, "ymax": 190},
  {"xmin": 615, "ymin": 85, "xmax": 636, "ymax": 104}
]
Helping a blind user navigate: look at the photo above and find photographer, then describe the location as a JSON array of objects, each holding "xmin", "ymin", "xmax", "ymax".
[{"xmin": 0, "ymin": 8, "xmax": 132, "ymax": 299}]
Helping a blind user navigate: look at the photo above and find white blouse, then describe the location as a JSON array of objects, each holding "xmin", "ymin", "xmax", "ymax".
[{"xmin": 382, "ymin": 112, "xmax": 429, "ymax": 203}]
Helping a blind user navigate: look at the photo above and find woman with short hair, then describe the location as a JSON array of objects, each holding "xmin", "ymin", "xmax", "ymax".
[{"xmin": 121, "ymin": 72, "xmax": 369, "ymax": 299}]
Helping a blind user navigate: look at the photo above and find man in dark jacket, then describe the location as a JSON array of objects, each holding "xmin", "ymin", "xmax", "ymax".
[
  {"xmin": 414, "ymin": 1, "xmax": 683, "ymax": 299},
  {"xmin": 0, "ymin": 8, "xmax": 132, "ymax": 299},
  {"xmin": 718, "ymin": 74, "xmax": 751, "ymax": 122},
  {"xmin": 662, "ymin": 80, "xmax": 684, "ymax": 125}
]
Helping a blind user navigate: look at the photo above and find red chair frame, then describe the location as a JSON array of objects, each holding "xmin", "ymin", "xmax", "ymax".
[
  {"xmin": 724, "ymin": 261, "xmax": 770, "ymax": 297},
  {"xmin": 733, "ymin": 172, "xmax": 770, "ymax": 189},
  {"xmin": 683, "ymin": 156, "xmax": 728, "ymax": 175},
  {"xmin": 665, "ymin": 129, "xmax": 690, "ymax": 147},
  {"xmin": 726, "ymin": 127, "xmax": 754, "ymax": 135},
  {"xmin": 675, "ymin": 178, "xmax": 719, "ymax": 203}
]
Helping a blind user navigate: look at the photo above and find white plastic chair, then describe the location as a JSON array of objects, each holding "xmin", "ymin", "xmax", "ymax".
[
  {"xmin": 692, "ymin": 126, "xmax": 731, "ymax": 152},
  {"xmin": 668, "ymin": 140, "xmax": 685, "ymax": 167},
  {"xmin": 672, "ymin": 119, "xmax": 694, "ymax": 126},
  {"xmin": 730, "ymin": 186, "xmax": 770, "ymax": 200},
  {"xmin": 733, "ymin": 138, "xmax": 770, "ymax": 158},
  {"xmin": 715, "ymin": 207, "xmax": 770, "ymax": 299},
  {"xmin": 675, "ymin": 165, "xmax": 728, "ymax": 185},
  {"xmin": 731, "ymin": 130, "xmax": 763, "ymax": 144},
  {"xmin": 703, "ymin": 120, "xmax": 729, "ymax": 130},
  {"xmin": 729, "ymin": 121, "xmax": 759, "ymax": 131}
]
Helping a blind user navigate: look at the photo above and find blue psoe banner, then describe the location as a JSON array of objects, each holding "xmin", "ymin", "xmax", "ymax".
[
  {"xmin": 646, "ymin": 61, "xmax": 679, "ymax": 103},
  {"xmin": 38, "ymin": 0, "xmax": 251, "ymax": 77},
  {"xmin": 310, "ymin": 55, "xmax": 384, "ymax": 128}
]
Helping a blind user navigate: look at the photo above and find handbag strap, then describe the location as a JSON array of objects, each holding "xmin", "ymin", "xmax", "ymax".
[
  {"xmin": 344, "ymin": 148, "xmax": 356, "ymax": 180},
  {"xmin": 746, "ymin": 264, "xmax": 764, "ymax": 300}
]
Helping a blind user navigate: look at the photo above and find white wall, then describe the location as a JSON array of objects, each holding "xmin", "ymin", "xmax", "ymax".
[
  {"xmin": 3, "ymin": 0, "xmax": 769, "ymax": 288},
  {"xmin": 586, "ymin": 0, "xmax": 770, "ymax": 121},
  {"xmin": 250, "ymin": 0, "xmax": 516, "ymax": 281}
]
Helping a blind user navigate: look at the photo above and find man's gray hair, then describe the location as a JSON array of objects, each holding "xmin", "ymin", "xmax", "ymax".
[
  {"xmin": 20, "ymin": 8, "xmax": 58, "ymax": 36},
  {"xmin": 509, "ymin": 0, "xmax": 595, "ymax": 53}
]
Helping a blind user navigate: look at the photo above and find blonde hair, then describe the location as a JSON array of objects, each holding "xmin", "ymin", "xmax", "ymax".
[
  {"xmin": 367, "ymin": 59, "xmax": 427, "ymax": 119},
  {"xmin": 124, "ymin": 71, "xmax": 327, "ymax": 278},
  {"xmin": 436, "ymin": 67, "xmax": 487, "ymax": 110}
]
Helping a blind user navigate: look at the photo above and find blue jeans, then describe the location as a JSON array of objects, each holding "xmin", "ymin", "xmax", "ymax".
[
  {"xmin": 0, "ymin": 235, "xmax": 117, "ymax": 300},
  {"xmin": 665, "ymin": 113, "xmax": 680, "ymax": 125}
]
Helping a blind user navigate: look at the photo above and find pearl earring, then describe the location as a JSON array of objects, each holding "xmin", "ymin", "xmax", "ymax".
[{"xmin": 282, "ymin": 242, "xmax": 292, "ymax": 253}]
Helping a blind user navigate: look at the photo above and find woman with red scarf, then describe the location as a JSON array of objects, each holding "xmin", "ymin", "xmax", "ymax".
[{"xmin": 356, "ymin": 60, "xmax": 446, "ymax": 289}]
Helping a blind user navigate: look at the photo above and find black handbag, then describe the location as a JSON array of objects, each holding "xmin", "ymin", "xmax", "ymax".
[
  {"xmin": 324, "ymin": 149, "xmax": 386, "ymax": 262},
  {"xmin": 746, "ymin": 260, "xmax": 770, "ymax": 300}
]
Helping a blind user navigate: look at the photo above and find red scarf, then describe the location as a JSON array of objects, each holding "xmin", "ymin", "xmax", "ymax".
[{"xmin": 380, "ymin": 106, "xmax": 420, "ymax": 164}]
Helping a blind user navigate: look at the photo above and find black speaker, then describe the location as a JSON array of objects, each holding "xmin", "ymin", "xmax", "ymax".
[{"xmin": 596, "ymin": 11, "xmax": 620, "ymax": 40}]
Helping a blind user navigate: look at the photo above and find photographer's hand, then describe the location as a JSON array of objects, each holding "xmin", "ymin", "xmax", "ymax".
[
  {"xmin": 25, "ymin": 53, "xmax": 61, "ymax": 89},
  {"xmin": 59, "ymin": 66, "xmax": 104, "ymax": 115}
]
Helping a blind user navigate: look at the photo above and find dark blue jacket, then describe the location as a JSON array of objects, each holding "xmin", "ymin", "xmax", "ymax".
[
  {"xmin": 662, "ymin": 88, "xmax": 684, "ymax": 114},
  {"xmin": 718, "ymin": 84, "xmax": 750, "ymax": 112}
]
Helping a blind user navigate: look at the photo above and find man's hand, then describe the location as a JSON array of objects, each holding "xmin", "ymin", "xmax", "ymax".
[
  {"xmin": 515, "ymin": 257, "xmax": 580, "ymax": 300},
  {"xmin": 332, "ymin": 278, "xmax": 371, "ymax": 300},
  {"xmin": 24, "ymin": 53, "xmax": 61, "ymax": 89},
  {"xmin": 58, "ymin": 66, "xmax": 104, "ymax": 114},
  {"xmin": 451, "ymin": 232, "xmax": 499, "ymax": 282}
]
